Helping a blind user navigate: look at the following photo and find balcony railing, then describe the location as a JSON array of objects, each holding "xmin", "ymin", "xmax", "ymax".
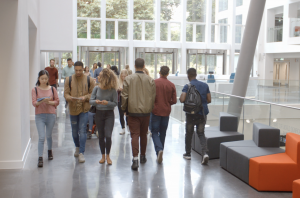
[
  {"xmin": 267, "ymin": 26, "xmax": 283, "ymax": 42},
  {"xmin": 290, "ymin": 18, "xmax": 300, "ymax": 37}
]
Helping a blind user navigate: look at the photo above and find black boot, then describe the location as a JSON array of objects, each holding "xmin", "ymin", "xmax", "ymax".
[
  {"xmin": 131, "ymin": 159, "xmax": 139, "ymax": 170},
  {"xmin": 140, "ymin": 155, "xmax": 147, "ymax": 164},
  {"xmin": 48, "ymin": 150, "xmax": 53, "ymax": 160},
  {"xmin": 38, "ymin": 157, "xmax": 43, "ymax": 168}
]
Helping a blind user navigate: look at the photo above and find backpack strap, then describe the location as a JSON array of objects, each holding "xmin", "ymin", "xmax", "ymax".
[
  {"xmin": 69, "ymin": 76, "xmax": 72, "ymax": 91},
  {"xmin": 51, "ymin": 86, "xmax": 54, "ymax": 100}
]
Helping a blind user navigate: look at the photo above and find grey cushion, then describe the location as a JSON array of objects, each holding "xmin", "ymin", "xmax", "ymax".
[
  {"xmin": 226, "ymin": 147, "xmax": 285, "ymax": 183},
  {"xmin": 193, "ymin": 129, "xmax": 244, "ymax": 159},
  {"xmin": 220, "ymin": 140, "xmax": 256, "ymax": 169},
  {"xmin": 253, "ymin": 123, "xmax": 280, "ymax": 147},
  {"xmin": 219, "ymin": 112, "xmax": 238, "ymax": 132}
]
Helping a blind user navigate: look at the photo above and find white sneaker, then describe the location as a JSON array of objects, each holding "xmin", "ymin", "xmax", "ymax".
[
  {"xmin": 78, "ymin": 153, "xmax": 85, "ymax": 163},
  {"xmin": 202, "ymin": 154, "xmax": 209, "ymax": 165},
  {"xmin": 74, "ymin": 147, "xmax": 80, "ymax": 157},
  {"xmin": 157, "ymin": 150, "xmax": 163, "ymax": 164},
  {"xmin": 120, "ymin": 128, "xmax": 125, "ymax": 135}
]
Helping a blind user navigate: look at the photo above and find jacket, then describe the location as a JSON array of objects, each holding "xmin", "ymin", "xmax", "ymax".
[
  {"xmin": 64, "ymin": 74, "xmax": 95, "ymax": 116},
  {"xmin": 121, "ymin": 71, "xmax": 156, "ymax": 117}
]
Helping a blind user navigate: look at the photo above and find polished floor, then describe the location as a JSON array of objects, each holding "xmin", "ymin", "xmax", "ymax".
[{"xmin": 0, "ymin": 90, "xmax": 293, "ymax": 198}]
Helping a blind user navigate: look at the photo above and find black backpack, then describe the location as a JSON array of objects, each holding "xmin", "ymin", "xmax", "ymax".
[
  {"xmin": 69, "ymin": 75, "xmax": 90, "ymax": 91},
  {"xmin": 183, "ymin": 84, "xmax": 204, "ymax": 115}
]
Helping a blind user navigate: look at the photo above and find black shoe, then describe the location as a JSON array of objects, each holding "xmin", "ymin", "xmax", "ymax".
[
  {"xmin": 183, "ymin": 153, "xmax": 191, "ymax": 160},
  {"xmin": 140, "ymin": 155, "xmax": 147, "ymax": 164},
  {"xmin": 48, "ymin": 150, "xmax": 53, "ymax": 160},
  {"xmin": 131, "ymin": 160, "xmax": 139, "ymax": 170},
  {"xmin": 38, "ymin": 157, "xmax": 43, "ymax": 167}
]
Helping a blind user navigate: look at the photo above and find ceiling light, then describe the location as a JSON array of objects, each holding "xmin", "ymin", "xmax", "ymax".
[
  {"xmin": 246, "ymin": 119, "xmax": 250, "ymax": 123},
  {"xmin": 273, "ymin": 119, "xmax": 277, "ymax": 123}
]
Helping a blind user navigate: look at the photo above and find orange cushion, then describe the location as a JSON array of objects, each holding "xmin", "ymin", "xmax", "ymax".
[
  {"xmin": 286, "ymin": 133, "xmax": 300, "ymax": 164},
  {"xmin": 249, "ymin": 153, "xmax": 300, "ymax": 191},
  {"xmin": 294, "ymin": 180, "xmax": 300, "ymax": 198}
]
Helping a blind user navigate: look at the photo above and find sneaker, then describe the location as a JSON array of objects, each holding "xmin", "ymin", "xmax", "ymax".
[
  {"xmin": 48, "ymin": 150, "xmax": 53, "ymax": 160},
  {"xmin": 119, "ymin": 128, "xmax": 125, "ymax": 135},
  {"xmin": 78, "ymin": 153, "xmax": 85, "ymax": 163},
  {"xmin": 74, "ymin": 147, "xmax": 80, "ymax": 157},
  {"xmin": 183, "ymin": 153, "xmax": 191, "ymax": 160},
  {"xmin": 140, "ymin": 155, "xmax": 147, "ymax": 164},
  {"xmin": 157, "ymin": 151, "xmax": 163, "ymax": 164},
  {"xmin": 131, "ymin": 159, "xmax": 139, "ymax": 170},
  {"xmin": 202, "ymin": 154, "xmax": 209, "ymax": 165},
  {"xmin": 37, "ymin": 157, "xmax": 43, "ymax": 168}
]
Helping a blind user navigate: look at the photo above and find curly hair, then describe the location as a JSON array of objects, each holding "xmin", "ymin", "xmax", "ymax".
[{"xmin": 98, "ymin": 68, "xmax": 118, "ymax": 90}]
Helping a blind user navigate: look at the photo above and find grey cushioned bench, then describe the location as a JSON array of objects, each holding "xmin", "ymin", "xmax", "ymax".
[
  {"xmin": 192, "ymin": 112, "xmax": 244, "ymax": 159},
  {"xmin": 220, "ymin": 122, "xmax": 285, "ymax": 184}
]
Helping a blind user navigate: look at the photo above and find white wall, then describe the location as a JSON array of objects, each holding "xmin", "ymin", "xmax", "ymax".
[{"xmin": 40, "ymin": 0, "xmax": 73, "ymax": 51}]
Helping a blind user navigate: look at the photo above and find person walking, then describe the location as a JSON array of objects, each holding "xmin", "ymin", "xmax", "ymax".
[
  {"xmin": 94, "ymin": 62, "xmax": 103, "ymax": 83},
  {"xmin": 90, "ymin": 63, "xmax": 98, "ymax": 78},
  {"xmin": 32, "ymin": 70, "xmax": 60, "ymax": 167},
  {"xmin": 125, "ymin": 65, "xmax": 132, "ymax": 75},
  {"xmin": 45, "ymin": 59, "xmax": 58, "ymax": 89},
  {"xmin": 179, "ymin": 68, "xmax": 211, "ymax": 165},
  {"xmin": 62, "ymin": 58, "xmax": 75, "ymax": 79},
  {"xmin": 64, "ymin": 61, "xmax": 95, "ymax": 163},
  {"xmin": 151, "ymin": 66, "xmax": 177, "ymax": 164},
  {"xmin": 121, "ymin": 58, "xmax": 156, "ymax": 170},
  {"xmin": 118, "ymin": 69, "xmax": 129, "ymax": 135},
  {"xmin": 107, "ymin": 64, "xmax": 111, "ymax": 69},
  {"xmin": 90, "ymin": 68, "xmax": 118, "ymax": 165},
  {"xmin": 84, "ymin": 66, "xmax": 90, "ymax": 76},
  {"xmin": 111, "ymin": 65, "xmax": 119, "ymax": 76}
]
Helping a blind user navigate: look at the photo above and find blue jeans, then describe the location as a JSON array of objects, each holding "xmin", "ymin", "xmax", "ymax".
[
  {"xmin": 70, "ymin": 112, "xmax": 88, "ymax": 154},
  {"xmin": 35, "ymin": 114, "xmax": 56, "ymax": 157},
  {"xmin": 88, "ymin": 112, "xmax": 95, "ymax": 131},
  {"xmin": 151, "ymin": 113, "xmax": 170, "ymax": 155}
]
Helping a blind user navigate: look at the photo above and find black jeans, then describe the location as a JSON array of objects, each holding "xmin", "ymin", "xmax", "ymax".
[
  {"xmin": 95, "ymin": 110, "xmax": 115, "ymax": 155},
  {"xmin": 185, "ymin": 114, "xmax": 208, "ymax": 155},
  {"xmin": 118, "ymin": 99, "xmax": 128, "ymax": 129}
]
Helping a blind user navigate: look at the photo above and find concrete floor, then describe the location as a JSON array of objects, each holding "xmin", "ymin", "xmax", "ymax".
[{"xmin": 0, "ymin": 91, "xmax": 293, "ymax": 198}]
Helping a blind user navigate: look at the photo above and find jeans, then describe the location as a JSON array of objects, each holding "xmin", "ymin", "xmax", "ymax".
[
  {"xmin": 70, "ymin": 112, "xmax": 88, "ymax": 154},
  {"xmin": 35, "ymin": 114, "xmax": 56, "ymax": 157},
  {"xmin": 118, "ymin": 101, "xmax": 127, "ymax": 129},
  {"xmin": 95, "ymin": 110, "xmax": 115, "ymax": 155},
  {"xmin": 185, "ymin": 114, "xmax": 208, "ymax": 155},
  {"xmin": 149, "ymin": 113, "xmax": 153, "ymax": 131},
  {"xmin": 151, "ymin": 113, "xmax": 170, "ymax": 155},
  {"xmin": 88, "ymin": 112, "xmax": 95, "ymax": 131}
]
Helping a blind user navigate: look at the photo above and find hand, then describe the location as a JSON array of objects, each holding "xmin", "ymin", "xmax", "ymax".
[
  {"xmin": 95, "ymin": 100, "xmax": 102, "ymax": 104},
  {"xmin": 46, "ymin": 101, "xmax": 55, "ymax": 106},
  {"xmin": 119, "ymin": 87, "xmax": 123, "ymax": 92},
  {"xmin": 43, "ymin": 98, "xmax": 51, "ymax": 103},
  {"xmin": 101, "ymin": 100, "xmax": 108, "ymax": 105},
  {"xmin": 80, "ymin": 96, "xmax": 85, "ymax": 101}
]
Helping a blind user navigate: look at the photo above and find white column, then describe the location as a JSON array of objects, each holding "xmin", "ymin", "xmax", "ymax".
[
  {"xmin": 180, "ymin": 0, "xmax": 187, "ymax": 74},
  {"xmin": 72, "ymin": 0, "xmax": 77, "ymax": 61},
  {"xmin": 128, "ymin": 0, "xmax": 134, "ymax": 71},
  {"xmin": 155, "ymin": 0, "xmax": 161, "ymax": 44},
  {"xmin": 101, "ymin": 0, "xmax": 106, "ymax": 43},
  {"xmin": 229, "ymin": 0, "xmax": 236, "ymax": 75}
]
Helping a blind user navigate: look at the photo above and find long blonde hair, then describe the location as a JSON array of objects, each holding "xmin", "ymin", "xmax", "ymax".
[
  {"xmin": 98, "ymin": 68, "xmax": 118, "ymax": 90},
  {"xmin": 119, "ymin": 69, "xmax": 129, "ymax": 88}
]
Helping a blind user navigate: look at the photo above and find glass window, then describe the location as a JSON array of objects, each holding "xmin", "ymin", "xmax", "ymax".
[
  {"xmin": 235, "ymin": 15, "xmax": 242, "ymax": 43},
  {"xmin": 145, "ymin": 23, "xmax": 155, "ymax": 41},
  {"xmin": 196, "ymin": 25, "xmax": 205, "ymax": 42},
  {"xmin": 160, "ymin": 23, "xmax": 168, "ymax": 41},
  {"xmin": 236, "ymin": 0, "xmax": 243, "ymax": 7},
  {"xmin": 186, "ymin": 24, "xmax": 193, "ymax": 42},
  {"xmin": 77, "ymin": 0, "xmax": 100, "ymax": 18},
  {"xmin": 106, "ymin": 0, "xmax": 128, "ymax": 19},
  {"xmin": 133, "ymin": 22, "xmax": 142, "ymax": 40},
  {"xmin": 106, "ymin": 21, "xmax": 115, "ymax": 39},
  {"xmin": 211, "ymin": 0, "xmax": 216, "ymax": 42},
  {"xmin": 171, "ymin": 23, "xmax": 181, "ymax": 41},
  {"xmin": 118, "ymin": 21, "xmax": 128, "ymax": 40},
  {"xmin": 77, "ymin": 20, "xmax": 87, "ymax": 38},
  {"xmin": 161, "ymin": 0, "xmax": 182, "ymax": 21},
  {"xmin": 91, "ymin": 20, "xmax": 101, "ymax": 39},
  {"xmin": 134, "ymin": 0, "xmax": 155, "ymax": 20},
  {"xmin": 219, "ymin": 18, "xmax": 228, "ymax": 43},
  {"xmin": 219, "ymin": 0, "xmax": 228, "ymax": 12},
  {"xmin": 186, "ymin": 0, "xmax": 206, "ymax": 22}
]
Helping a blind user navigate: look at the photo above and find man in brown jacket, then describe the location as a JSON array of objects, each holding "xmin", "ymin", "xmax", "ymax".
[
  {"xmin": 121, "ymin": 58, "xmax": 156, "ymax": 170},
  {"xmin": 64, "ymin": 61, "xmax": 95, "ymax": 163}
]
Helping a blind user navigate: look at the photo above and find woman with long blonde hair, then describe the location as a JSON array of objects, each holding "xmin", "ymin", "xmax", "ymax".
[
  {"xmin": 125, "ymin": 65, "xmax": 132, "ymax": 75},
  {"xmin": 118, "ymin": 69, "xmax": 129, "ymax": 135},
  {"xmin": 89, "ymin": 68, "xmax": 118, "ymax": 165}
]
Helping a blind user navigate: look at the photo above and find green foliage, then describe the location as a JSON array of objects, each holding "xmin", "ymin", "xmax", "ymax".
[
  {"xmin": 160, "ymin": 0, "xmax": 180, "ymax": 21},
  {"xmin": 134, "ymin": 0, "xmax": 155, "ymax": 20},
  {"xmin": 106, "ymin": 0, "xmax": 128, "ymax": 19},
  {"xmin": 77, "ymin": 0, "xmax": 100, "ymax": 18}
]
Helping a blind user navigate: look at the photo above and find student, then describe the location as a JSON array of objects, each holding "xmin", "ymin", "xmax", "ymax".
[
  {"xmin": 121, "ymin": 58, "xmax": 156, "ymax": 171},
  {"xmin": 143, "ymin": 67, "xmax": 152, "ymax": 136},
  {"xmin": 179, "ymin": 68, "xmax": 211, "ymax": 165},
  {"xmin": 90, "ymin": 63, "xmax": 98, "ymax": 78},
  {"xmin": 62, "ymin": 58, "xmax": 75, "ymax": 79},
  {"xmin": 45, "ymin": 59, "xmax": 58, "ymax": 89},
  {"xmin": 107, "ymin": 64, "xmax": 111, "ymax": 69},
  {"xmin": 32, "ymin": 70, "xmax": 60, "ymax": 167},
  {"xmin": 84, "ymin": 66, "xmax": 90, "ymax": 76},
  {"xmin": 64, "ymin": 61, "xmax": 95, "ymax": 163},
  {"xmin": 151, "ymin": 66, "xmax": 177, "ymax": 164},
  {"xmin": 118, "ymin": 69, "xmax": 129, "ymax": 135},
  {"xmin": 94, "ymin": 62, "xmax": 103, "ymax": 83},
  {"xmin": 90, "ymin": 68, "xmax": 118, "ymax": 165},
  {"xmin": 125, "ymin": 65, "xmax": 132, "ymax": 75},
  {"xmin": 111, "ymin": 65, "xmax": 119, "ymax": 76}
]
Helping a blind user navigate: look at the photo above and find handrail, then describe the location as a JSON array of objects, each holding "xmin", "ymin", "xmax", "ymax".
[{"xmin": 174, "ymin": 84, "xmax": 300, "ymax": 111}]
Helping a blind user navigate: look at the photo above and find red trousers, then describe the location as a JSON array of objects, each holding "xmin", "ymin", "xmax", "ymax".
[{"xmin": 128, "ymin": 116, "xmax": 150, "ymax": 157}]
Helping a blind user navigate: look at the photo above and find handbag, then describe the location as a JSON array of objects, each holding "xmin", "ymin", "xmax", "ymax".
[{"xmin": 89, "ymin": 87, "xmax": 98, "ymax": 113}]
